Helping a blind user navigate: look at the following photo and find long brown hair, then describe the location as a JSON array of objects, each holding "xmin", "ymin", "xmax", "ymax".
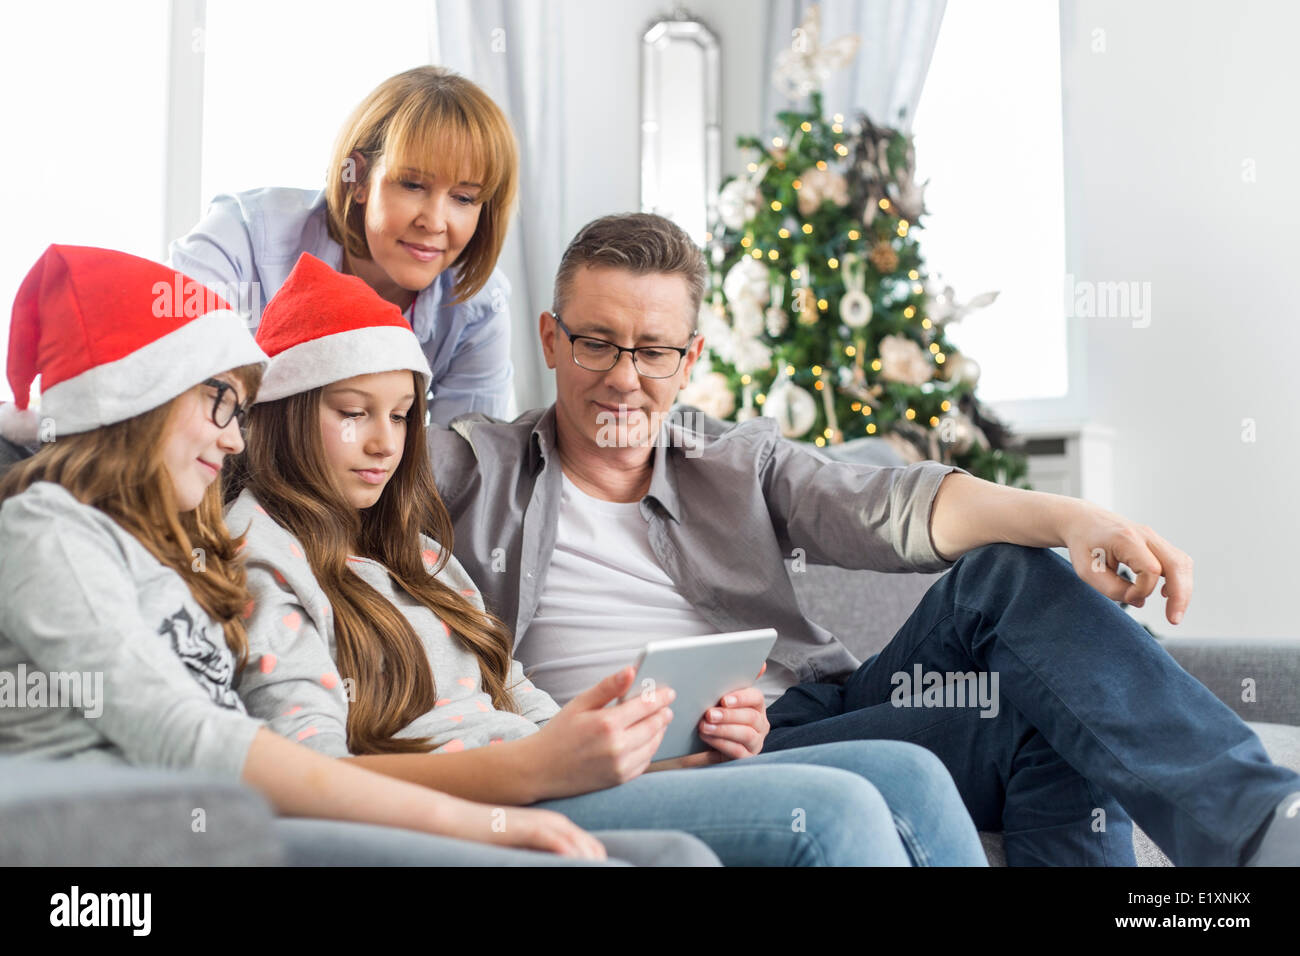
[
  {"xmin": 0, "ymin": 364, "xmax": 265, "ymax": 665},
  {"xmin": 227, "ymin": 378, "xmax": 519, "ymax": 755},
  {"xmin": 325, "ymin": 66, "xmax": 519, "ymax": 305}
]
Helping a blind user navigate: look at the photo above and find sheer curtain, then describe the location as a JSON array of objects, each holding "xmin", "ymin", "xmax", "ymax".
[
  {"xmin": 433, "ymin": 0, "xmax": 567, "ymax": 414},
  {"xmin": 762, "ymin": 0, "xmax": 948, "ymax": 132}
]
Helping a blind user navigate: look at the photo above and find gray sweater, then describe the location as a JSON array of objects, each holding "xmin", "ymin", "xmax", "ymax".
[
  {"xmin": 225, "ymin": 489, "xmax": 559, "ymax": 757},
  {"xmin": 0, "ymin": 481, "xmax": 261, "ymax": 778}
]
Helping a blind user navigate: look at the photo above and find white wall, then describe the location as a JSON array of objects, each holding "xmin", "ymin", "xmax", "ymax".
[
  {"xmin": 558, "ymin": 0, "xmax": 767, "ymax": 240},
  {"xmin": 1056, "ymin": 0, "xmax": 1300, "ymax": 639}
]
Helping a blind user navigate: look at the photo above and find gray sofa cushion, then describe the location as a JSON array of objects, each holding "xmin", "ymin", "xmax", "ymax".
[{"xmin": 0, "ymin": 756, "xmax": 282, "ymax": 865}]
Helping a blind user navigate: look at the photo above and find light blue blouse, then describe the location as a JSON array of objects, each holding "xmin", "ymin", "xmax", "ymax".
[{"xmin": 167, "ymin": 187, "xmax": 514, "ymax": 424}]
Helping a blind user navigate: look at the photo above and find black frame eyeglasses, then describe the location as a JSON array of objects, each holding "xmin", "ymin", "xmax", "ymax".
[
  {"xmin": 201, "ymin": 378, "xmax": 249, "ymax": 432},
  {"xmin": 550, "ymin": 312, "xmax": 696, "ymax": 379}
]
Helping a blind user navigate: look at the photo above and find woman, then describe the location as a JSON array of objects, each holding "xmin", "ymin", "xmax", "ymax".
[
  {"xmin": 225, "ymin": 251, "xmax": 990, "ymax": 866},
  {"xmin": 168, "ymin": 66, "xmax": 516, "ymax": 424},
  {"xmin": 0, "ymin": 244, "xmax": 718, "ymax": 867}
]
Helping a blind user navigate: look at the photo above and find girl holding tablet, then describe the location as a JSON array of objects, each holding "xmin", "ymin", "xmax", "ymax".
[
  {"xmin": 168, "ymin": 66, "xmax": 517, "ymax": 424},
  {"xmin": 225, "ymin": 252, "xmax": 989, "ymax": 866},
  {"xmin": 0, "ymin": 245, "xmax": 718, "ymax": 866}
]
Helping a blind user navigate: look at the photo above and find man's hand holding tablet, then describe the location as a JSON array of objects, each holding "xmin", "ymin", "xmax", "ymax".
[
  {"xmin": 618, "ymin": 629, "xmax": 779, "ymax": 765},
  {"xmin": 650, "ymin": 663, "xmax": 770, "ymax": 770}
]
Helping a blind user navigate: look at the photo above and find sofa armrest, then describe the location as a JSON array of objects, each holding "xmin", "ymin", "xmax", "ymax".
[
  {"xmin": 1159, "ymin": 637, "xmax": 1300, "ymax": 726},
  {"xmin": 0, "ymin": 756, "xmax": 283, "ymax": 865}
]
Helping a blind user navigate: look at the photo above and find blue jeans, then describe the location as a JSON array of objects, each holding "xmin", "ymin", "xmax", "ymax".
[
  {"xmin": 765, "ymin": 543, "xmax": 1300, "ymax": 866},
  {"xmin": 275, "ymin": 820, "xmax": 721, "ymax": 866},
  {"xmin": 534, "ymin": 740, "xmax": 987, "ymax": 866}
]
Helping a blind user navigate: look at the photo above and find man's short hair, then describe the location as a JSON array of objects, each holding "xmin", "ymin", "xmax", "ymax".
[{"xmin": 552, "ymin": 213, "xmax": 707, "ymax": 326}]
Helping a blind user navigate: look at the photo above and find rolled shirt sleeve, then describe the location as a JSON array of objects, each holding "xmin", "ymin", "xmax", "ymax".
[
  {"xmin": 0, "ymin": 505, "xmax": 261, "ymax": 778},
  {"xmin": 760, "ymin": 433, "xmax": 974, "ymax": 573}
]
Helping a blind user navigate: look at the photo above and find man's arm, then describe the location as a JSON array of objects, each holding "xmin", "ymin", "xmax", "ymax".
[
  {"xmin": 929, "ymin": 472, "xmax": 1078, "ymax": 559},
  {"xmin": 929, "ymin": 472, "xmax": 1194, "ymax": 625}
]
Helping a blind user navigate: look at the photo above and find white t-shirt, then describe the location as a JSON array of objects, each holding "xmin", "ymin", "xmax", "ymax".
[{"xmin": 516, "ymin": 472, "xmax": 797, "ymax": 706}]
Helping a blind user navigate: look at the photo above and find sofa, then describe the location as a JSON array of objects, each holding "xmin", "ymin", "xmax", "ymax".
[{"xmin": 3, "ymin": 432, "xmax": 1297, "ymax": 865}]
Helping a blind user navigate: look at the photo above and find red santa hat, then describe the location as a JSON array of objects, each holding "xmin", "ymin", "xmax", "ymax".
[
  {"xmin": 1, "ymin": 244, "xmax": 267, "ymax": 443},
  {"xmin": 253, "ymin": 252, "xmax": 431, "ymax": 403}
]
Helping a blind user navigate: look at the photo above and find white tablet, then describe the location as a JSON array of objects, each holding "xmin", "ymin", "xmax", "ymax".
[{"xmin": 619, "ymin": 629, "xmax": 778, "ymax": 762}]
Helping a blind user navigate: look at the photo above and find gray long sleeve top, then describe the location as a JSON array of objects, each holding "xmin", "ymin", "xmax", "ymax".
[
  {"xmin": 0, "ymin": 481, "xmax": 261, "ymax": 778},
  {"xmin": 225, "ymin": 489, "xmax": 560, "ymax": 757}
]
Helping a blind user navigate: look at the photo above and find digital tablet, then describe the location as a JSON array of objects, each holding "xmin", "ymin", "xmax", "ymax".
[{"xmin": 619, "ymin": 629, "xmax": 778, "ymax": 762}]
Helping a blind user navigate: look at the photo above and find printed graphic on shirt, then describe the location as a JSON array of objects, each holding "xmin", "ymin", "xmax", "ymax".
[{"xmin": 157, "ymin": 607, "xmax": 244, "ymax": 712}]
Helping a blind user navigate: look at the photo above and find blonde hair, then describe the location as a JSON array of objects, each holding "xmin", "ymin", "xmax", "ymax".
[
  {"xmin": 325, "ymin": 66, "xmax": 519, "ymax": 305},
  {"xmin": 0, "ymin": 364, "xmax": 266, "ymax": 665},
  {"xmin": 227, "ymin": 380, "xmax": 520, "ymax": 756}
]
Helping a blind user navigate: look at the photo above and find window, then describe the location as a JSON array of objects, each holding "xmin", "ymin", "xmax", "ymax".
[
  {"xmin": 199, "ymin": 0, "xmax": 432, "ymax": 203},
  {"xmin": 910, "ymin": 0, "xmax": 1067, "ymax": 403},
  {"xmin": 0, "ymin": 0, "xmax": 170, "ymax": 403}
]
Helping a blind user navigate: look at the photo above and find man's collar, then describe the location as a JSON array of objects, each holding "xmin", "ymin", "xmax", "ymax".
[
  {"xmin": 644, "ymin": 427, "xmax": 682, "ymax": 522},
  {"xmin": 530, "ymin": 404, "xmax": 682, "ymax": 522},
  {"xmin": 527, "ymin": 404, "xmax": 560, "ymax": 471}
]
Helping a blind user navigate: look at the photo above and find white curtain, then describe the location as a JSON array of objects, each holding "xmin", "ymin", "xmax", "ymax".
[
  {"xmin": 433, "ymin": 0, "xmax": 565, "ymax": 414},
  {"xmin": 763, "ymin": 0, "xmax": 947, "ymax": 132}
]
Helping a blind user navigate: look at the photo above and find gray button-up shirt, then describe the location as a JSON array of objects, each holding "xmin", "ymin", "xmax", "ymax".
[{"xmin": 427, "ymin": 404, "xmax": 970, "ymax": 687}]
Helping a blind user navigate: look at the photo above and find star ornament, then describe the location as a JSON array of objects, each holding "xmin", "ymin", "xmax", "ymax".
[{"xmin": 774, "ymin": 5, "xmax": 861, "ymax": 98}]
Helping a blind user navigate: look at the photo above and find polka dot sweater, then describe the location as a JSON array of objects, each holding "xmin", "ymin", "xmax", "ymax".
[{"xmin": 225, "ymin": 488, "xmax": 559, "ymax": 756}]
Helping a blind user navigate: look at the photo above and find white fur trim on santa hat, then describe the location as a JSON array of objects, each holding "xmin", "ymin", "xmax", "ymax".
[
  {"xmin": 0, "ymin": 401, "xmax": 41, "ymax": 447},
  {"xmin": 34, "ymin": 309, "xmax": 268, "ymax": 436},
  {"xmin": 255, "ymin": 325, "xmax": 433, "ymax": 404}
]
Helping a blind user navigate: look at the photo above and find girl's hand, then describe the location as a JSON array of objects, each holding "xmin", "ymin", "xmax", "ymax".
[
  {"xmin": 438, "ymin": 798, "xmax": 607, "ymax": 859},
  {"xmin": 523, "ymin": 666, "xmax": 675, "ymax": 799}
]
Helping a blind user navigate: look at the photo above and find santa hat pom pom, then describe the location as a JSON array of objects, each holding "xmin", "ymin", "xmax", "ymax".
[{"xmin": 0, "ymin": 401, "xmax": 41, "ymax": 447}]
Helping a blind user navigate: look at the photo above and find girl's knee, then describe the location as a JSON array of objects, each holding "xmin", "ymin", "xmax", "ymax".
[{"xmin": 785, "ymin": 765, "xmax": 894, "ymax": 830}]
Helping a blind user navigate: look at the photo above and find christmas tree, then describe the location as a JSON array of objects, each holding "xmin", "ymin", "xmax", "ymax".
[{"xmin": 683, "ymin": 11, "xmax": 1029, "ymax": 487}]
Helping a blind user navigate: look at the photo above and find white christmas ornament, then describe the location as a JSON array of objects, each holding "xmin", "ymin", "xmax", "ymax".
[
  {"xmin": 773, "ymin": 5, "xmax": 861, "ymax": 99},
  {"xmin": 679, "ymin": 371, "xmax": 736, "ymax": 420},
  {"xmin": 764, "ymin": 280, "xmax": 789, "ymax": 337},
  {"xmin": 697, "ymin": 300, "xmax": 731, "ymax": 346},
  {"xmin": 729, "ymin": 336, "xmax": 774, "ymax": 375},
  {"xmin": 839, "ymin": 291, "xmax": 873, "ymax": 328},
  {"xmin": 796, "ymin": 165, "xmax": 849, "ymax": 216},
  {"xmin": 723, "ymin": 257, "xmax": 771, "ymax": 307},
  {"xmin": 717, "ymin": 177, "xmax": 762, "ymax": 231},
  {"xmin": 763, "ymin": 377, "xmax": 817, "ymax": 438},
  {"xmin": 838, "ymin": 253, "xmax": 872, "ymax": 328},
  {"xmin": 878, "ymin": 334, "xmax": 932, "ymax": 387},
  {"xmin": 765, "ymin": 306, "xmax": 789, "ymax": 337},
  {"xmin": 731, "ymin": 296, "xmax": 765, "ymax": 339}
]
